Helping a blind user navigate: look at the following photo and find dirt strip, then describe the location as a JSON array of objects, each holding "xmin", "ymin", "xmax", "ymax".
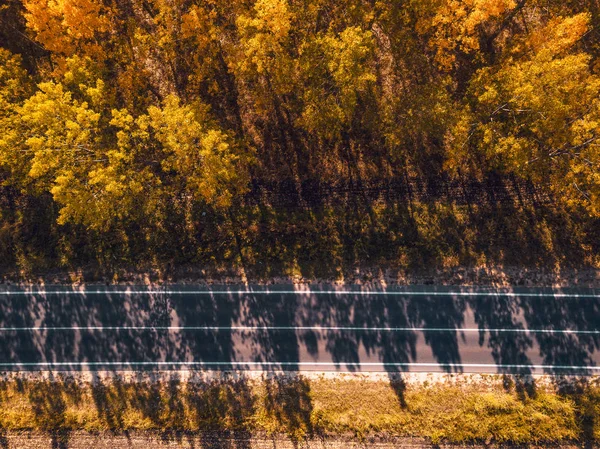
[{"xmin": 0, "ymin": 432, "xmax": 585, "ymax": 449}]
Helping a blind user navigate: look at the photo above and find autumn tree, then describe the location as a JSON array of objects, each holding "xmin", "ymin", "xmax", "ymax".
[
  {"xmin": 447, "ymin": 13, "xmax": 600, "ymax": 214},
  {"xmin": 0, "ymin": 0, "xmax": 599, "ymax": 273}
]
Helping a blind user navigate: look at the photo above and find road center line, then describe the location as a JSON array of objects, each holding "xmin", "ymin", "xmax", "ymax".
[
  {"xmin": 0, "ymin": 326, "xmax": 598, "ymax": 334},
  {"xmin": 0, "ymin": 290, "xmax": 598, "ymax": 297}
]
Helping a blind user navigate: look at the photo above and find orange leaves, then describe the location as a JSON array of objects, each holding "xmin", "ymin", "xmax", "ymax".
[
  {"xmin": 23, "ymin": 0, "xmax": 110, "ymax": 57},
  {"xmin": 424, "ymin": 0, "xmax": 519, "ymax": 69},
  {"xmin": 526, "ymin": 13, "xmax": 590, "ymax": 56},
  {"xmin": 54, "ymin": 0, "xmax": 109, "ymax": 39}
]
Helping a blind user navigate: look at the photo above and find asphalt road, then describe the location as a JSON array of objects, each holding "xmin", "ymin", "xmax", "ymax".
[{"xmin": 0, "ymin": 285, "xmax": 599, "ymax": 374}]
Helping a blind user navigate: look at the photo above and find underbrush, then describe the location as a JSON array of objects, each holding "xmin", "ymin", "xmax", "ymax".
[{"xmin": 2, "ymin": 197, "xmax": 598, "ymax": 284}]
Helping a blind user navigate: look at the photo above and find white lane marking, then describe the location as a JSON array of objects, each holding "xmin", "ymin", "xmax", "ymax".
[
  {"xmin": 0, "ymin": 361, "xmax": 597, "ymax": 370},
  {"xmin": 0, "ymin": 290, "xmax": 598, "ymax": 297},
  {"xmin": 0, "ymin": 326, "xmax": 598, "ymax": 334}
]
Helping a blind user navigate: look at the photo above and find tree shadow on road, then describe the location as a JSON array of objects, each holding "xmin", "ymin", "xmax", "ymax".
[{"xmin": 2, "ymin": 287, "xmax": 600, "ymax": 446}]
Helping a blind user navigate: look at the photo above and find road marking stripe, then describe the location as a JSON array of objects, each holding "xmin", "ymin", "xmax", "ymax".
[
  {"xmin": 0, "ymin": 326, "xmax": 598, "ymax": 334},
  {"xmin": 0, "ymin": 361, "xmax": 597, "ymax": 370},
  {"xmin": 0, "ymin": 290, "xmax": 598, "ymax": 298}
]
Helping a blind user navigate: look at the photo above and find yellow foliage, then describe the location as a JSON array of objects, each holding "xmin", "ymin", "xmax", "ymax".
[
  {"xmin": 23, "ymin": 0, "xmax": 110, "ymax": 57},
  {"xmin": 299, "ymin": 27, "xmax": 376, "ymax": 140},
  {"xmin": 1, "ymin": 0, "xmax": 600, "ymax": 230},
  {"xmin": 0, "ymin": 49, "xmax": 32, "ymax": 103},
  {"xmin": 323, "ymin": 27, "xmax": 377, "ymax": 96},
  {"xmin": 525, "ymin": 13, "xmax": 590, "ymax": 56},
  {"xmin": 426, "ymin": 0, "xmax": 518, "ymax": 69},
  {"xmin": 235, "ymin": 0, "xmax": 293, "ymax": 77},
  {"xmin": 148, "ymin": 95, "xmax": 251, "ymax": 207},
  {"xmin": 4, "ymin": 78, "xmax": 160, "ymax": 230},
  {"xmin": 19, "ymin": 82, "xmax": 100, "ymax": 180},
  {"xmin": 0, "ymin": 50, "xmax": 33, "ymax": 173},
  {"xmin": 447, "ymin": 14, "xmax": 600, "ymax": 214},
  {"xmin": 250, "ymin": 0, "xmax": 292, "ymax": 40}
]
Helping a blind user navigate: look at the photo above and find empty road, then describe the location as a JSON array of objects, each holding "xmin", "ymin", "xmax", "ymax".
[{"xmin": 0, "ymin": 285, "xmax": 599, "ymax": 374}]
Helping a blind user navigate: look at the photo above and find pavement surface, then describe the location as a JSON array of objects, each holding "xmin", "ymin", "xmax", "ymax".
[{"xmin": 1, "ymin": 285, "xmax": 599, "ymax": 374}]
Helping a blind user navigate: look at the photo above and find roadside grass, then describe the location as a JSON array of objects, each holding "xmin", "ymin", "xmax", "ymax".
[
  {"xmin": 0, "ymin": 374, "xmax": 597, "ymax": 445},
  {"xmin": 308, "ymin": 377, "xmax": 579, "ymax": 444}
]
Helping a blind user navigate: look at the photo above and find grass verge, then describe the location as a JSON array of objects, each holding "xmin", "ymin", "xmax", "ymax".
[{"xmin": 0, "ymin": 373, "xmax": 599, "ymax": 445}]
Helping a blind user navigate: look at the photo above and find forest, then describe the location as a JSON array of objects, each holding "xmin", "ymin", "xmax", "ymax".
[{"xmin": 0, "ymin": 0, "xmax": 599, "ymax": 278}]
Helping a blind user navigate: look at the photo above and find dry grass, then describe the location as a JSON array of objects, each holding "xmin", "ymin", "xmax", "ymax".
[{"xmin": 0, "ymin": 374, "xmax": 597, "ymax": 445}]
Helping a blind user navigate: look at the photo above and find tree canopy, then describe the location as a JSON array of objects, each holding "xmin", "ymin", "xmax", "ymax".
[{"xmin": 0, "ymin": 0, "xmax": 598, "ymax": 274}]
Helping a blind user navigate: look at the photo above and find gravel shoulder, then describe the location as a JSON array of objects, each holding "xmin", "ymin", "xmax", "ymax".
[{"xmin": 1, "ymin": 265, "xmax": 598, "ymax": 288}]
